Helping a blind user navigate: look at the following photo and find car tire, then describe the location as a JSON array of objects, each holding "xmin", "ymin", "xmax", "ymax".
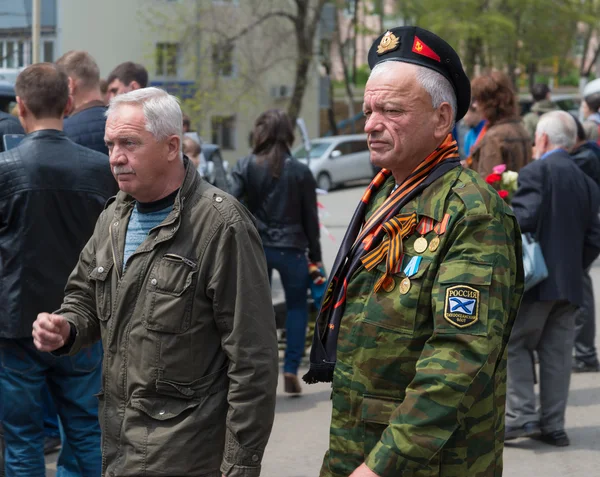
[{"xmin": 317, "ymin": 172, "xmax": 333, "ymax": 192}]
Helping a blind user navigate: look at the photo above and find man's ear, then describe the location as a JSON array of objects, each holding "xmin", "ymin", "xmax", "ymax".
[
  {"xmin": 129, "ymin": 81, "xmax": 141, "ymax": 91},
  {"xmin": 434, "ymin": 102, "xmax": 454, "ymax": 140},
  {"xmin": 63, "ymin": 96, "xmax": 73, "ymax": 117},
  {"xmin": 16, "ymin": 97, "xmax": 27, "ymax": 119},
  {"xmin": 166, "ymin": 134, "xmax": 182, "ymax": 163}
]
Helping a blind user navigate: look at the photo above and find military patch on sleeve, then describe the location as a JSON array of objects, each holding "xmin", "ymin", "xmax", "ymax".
[{"xmin": 444, "ymin": 285, "xmax": 479, "ymax": 328}]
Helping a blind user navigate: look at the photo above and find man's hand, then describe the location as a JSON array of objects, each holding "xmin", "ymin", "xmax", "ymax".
[
  {"xmin": 349, "ymin": 463, "xmax": 380, "ymax": 477},
  {"xmin": 32, "ymin": 313, "xmax": 71, "ymax": 352}
]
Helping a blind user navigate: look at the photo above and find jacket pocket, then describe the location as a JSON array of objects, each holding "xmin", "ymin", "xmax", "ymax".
[
  {"xmin": 89, "ymin": 261, "xmax": 113, "ymax": 321},
  {"xmin": 129, "ymin": 395, "xmax": 201, "ymax": 421},
  {"xmin": 361, "ymin": 395, "xmax": 402, "ymax": 459},
  {"xmin": 124, "ymin": 388, "xmax": 227, "ymax": 474},
  {"xmin": 155, "ymin": 364, "xmax": 229, "ymax": 400},
  {"xmin": 144, "ymin": 254, "xmax": 198, "ymax": 334},
  {"xmin": 362, "ymin": 257, "xmax": 432, "ymax": 335}
]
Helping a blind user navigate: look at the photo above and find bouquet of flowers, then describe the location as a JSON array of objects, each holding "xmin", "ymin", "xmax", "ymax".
[{"xmin": 485, "ymin": 164, "xmax": 518, "ymax": 204}]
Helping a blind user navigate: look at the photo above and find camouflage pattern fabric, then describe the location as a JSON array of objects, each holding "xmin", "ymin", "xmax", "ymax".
[{"xmin": 321, "ymin": 166, "xmax": 524, "ymax": 477}]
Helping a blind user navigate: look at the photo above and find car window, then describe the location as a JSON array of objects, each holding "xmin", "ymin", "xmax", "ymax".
[
  {"xmin": 348, "ymin": 140, "xmax": 369, "ymax": 154},
  {"xmin": 293, "ymin": 142, "xmax": 331, "ymax": 159},
  {"xmin": 333, "ymin": 141, "xmax": 353, "ymax": 156}
]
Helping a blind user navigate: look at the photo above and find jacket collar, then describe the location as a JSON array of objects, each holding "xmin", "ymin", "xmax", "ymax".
[
  {"xmin": 113, "ymin": 156, "xmax": 200, "ymax": 219},
  {"xmin": 401, "ymin": 166, "xmax": 462, "ymax": 222},
  {"xmin": 21, "ymin": 129, "xmax": 68, "ymax": 144},
  {"xmin": 68, "ymin": 100, "xmax": 106, "ymax": 117}
]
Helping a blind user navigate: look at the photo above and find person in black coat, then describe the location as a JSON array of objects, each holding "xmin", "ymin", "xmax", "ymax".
[
  {"xmin": 505, "ymin": 111, "xmax": 600, "ymax": 447},
  {"xmin": 0, "ymin": 63, "xmax": 116, "ymax": 476},
  {"xmin": 570, "ymin": 117, "xmax": 600, "ymax": 372},
  {"xmin": 231, "ymin": 109, "xmax": 322, "ymax": 395}
]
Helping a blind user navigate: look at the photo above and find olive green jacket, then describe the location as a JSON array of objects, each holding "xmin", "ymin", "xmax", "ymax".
[
  {"xmin": 522, "ymin": 99, "xmax": 560, "ymax": 143},
  {"xmin": 57, "ymin": 163, "xmax": 278, "ymax": 476},
  {"xmin": 321, "ymin": 167, "xmax": 524, "ymax": 477}
]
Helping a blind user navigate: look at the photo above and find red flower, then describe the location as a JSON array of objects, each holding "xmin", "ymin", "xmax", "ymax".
[
  {"xmin": 486, "ymin": 173, "xmax": 502, "ymax": 184},
  {"xmin": 498, "ymin": 190, "xmax": 509, "ymax": 199}
]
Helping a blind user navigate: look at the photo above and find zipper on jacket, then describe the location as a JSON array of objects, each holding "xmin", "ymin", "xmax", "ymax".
[
  {"xmin": 163, "ymin": 253, "xmax": 197, "ymax": 268},
  {"xmin": 110, "ymin": 221, "xmax": 122, "ymax": 279}
]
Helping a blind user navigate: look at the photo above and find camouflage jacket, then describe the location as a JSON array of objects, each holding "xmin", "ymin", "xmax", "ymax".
[{"xmin": 321, "ymin": 166, "xmax": 524, "ymax": 477}]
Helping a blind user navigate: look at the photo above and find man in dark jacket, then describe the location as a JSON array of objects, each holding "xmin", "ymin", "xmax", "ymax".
[
  {"xmin": 570, "ymin": 117, "xmax": 600, "ymax": 373},
  {"xmin": 506, "ymin": 111, "xmax": 600, "ymax": 447},
  {"xmin": 0, "ymin": 63, "xmax": 116, "ymax": 476},
  {"xmin": 57, "ymin": 50, "xmax": 111, "ymax": 156}
]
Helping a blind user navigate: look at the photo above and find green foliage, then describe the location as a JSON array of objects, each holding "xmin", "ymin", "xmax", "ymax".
[{"xmin": 388, "ymin": 0, "xmax": 587, "ymax": 82}]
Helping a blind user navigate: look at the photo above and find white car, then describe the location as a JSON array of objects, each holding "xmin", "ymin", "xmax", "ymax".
[{"xmin": 292, "ymin": 134, "xmax": 374, "ymax": 191}]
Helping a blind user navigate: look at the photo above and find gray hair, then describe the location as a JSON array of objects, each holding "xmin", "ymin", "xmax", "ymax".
[
  {"xmin": 369, "ymin": 61, "xmax": 457, "ymax": 125},
  {"xmin": 106, "ymin": 87, "xmax": 183, "ymax": 158},
  {"xmin": 536, "ymin": 110, "xmax": 577, "ymax": 150}
]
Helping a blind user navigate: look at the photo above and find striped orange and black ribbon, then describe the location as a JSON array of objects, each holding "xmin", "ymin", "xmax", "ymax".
[
  {"xmin": 303, "ymin": 134, "xmax": 461, "ymax": 385},
  {"xmin": 358, "ymin": 135, "xmax": 459, "ymax": 290},
  {"xmin": 356, "ymin": 135, "xmax": 460, "ymax": 253},
  {"xmin": 362, "ymin": 212, "xmax": 418, "ymax": 292}
]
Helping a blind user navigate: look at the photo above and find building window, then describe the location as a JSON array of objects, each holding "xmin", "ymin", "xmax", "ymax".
[
  {"xmin": 212, "ymin": 43, "xmax": 235, "ymax": 77},
  {"xmin": 6, "ymin": 42, "xmax": 14, "ymax": 68},
  {"xmin": 43, "ymin": 41, "xmax": 54, "ymax": 62},
  {"xmin": 211, "ymin": 116, "xmax": 236, "ymax": 150},
  {"xmin": 155, "ymin": 43, "xmax": 179, "ymax": 77}
]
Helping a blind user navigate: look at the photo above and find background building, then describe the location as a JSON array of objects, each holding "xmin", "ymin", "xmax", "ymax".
[{"xmin": 0, "ymin": 0, "xmax": 323, "ymax": 164}]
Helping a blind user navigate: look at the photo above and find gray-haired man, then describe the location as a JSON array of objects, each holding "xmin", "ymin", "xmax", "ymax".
[
  {"xmin": 32, "ymin": 87, "xmax": 278, "ymax": 476},
  {"xmin": 506, "ymin": 110, "xmax": 600, "ymax": 447}
]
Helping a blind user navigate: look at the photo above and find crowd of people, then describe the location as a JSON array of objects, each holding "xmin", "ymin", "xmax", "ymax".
[{"xmin": 0, "ymin": 23, "xmax": 598, "ymax": 477}]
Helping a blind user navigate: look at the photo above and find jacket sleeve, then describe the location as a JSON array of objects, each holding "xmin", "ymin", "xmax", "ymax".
[
  {"xmin": 301, "ymin": 167, "xmax": 322, "ymax": 263},
  {"xmin": 53, "ymin": 212, "xmax": 105, "ymax": 354},
  {"xmin": 365, "ymin": 213, "xmax": 522, "ymax": 475},
  {"xmin": 511, "ymin": 162, "xmax": 543, "ymax": 234},
  {"xmin": 208, "ymin": 217, "xmax": 278, "ymax": 477},
  {"xmin": 584, "ymin": 184, "xmax": 600, "ymax": 269},
  {"xmin": 230, "ymin": 156, "xmax": 248, "ymax": 201}
]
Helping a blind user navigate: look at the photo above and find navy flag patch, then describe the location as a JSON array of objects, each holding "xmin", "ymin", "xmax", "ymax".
[{"xmin": 444, "ymin": 285, "xmax": 479, "ymax": 328}]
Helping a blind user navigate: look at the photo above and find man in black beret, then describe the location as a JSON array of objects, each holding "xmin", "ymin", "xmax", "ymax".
[{"xmin": 305, "ymin": 26, "xmax": 524, "ymax": 477}]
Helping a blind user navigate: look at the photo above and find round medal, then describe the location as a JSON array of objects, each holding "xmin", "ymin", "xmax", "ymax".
[
  {"xmin": 413, "ymin": 236, "xmax": 428, "ymax": 254},
  {"xmin": 382, "ymin": 276, "xmax": 395, "ymax": 293},
  {"xmin": 399, "ymin": 277, "xmax": 411, "ymax": 295},
  {"xmin": 429, "ymin": 236, "xmax": 440, "ymax": 252}
]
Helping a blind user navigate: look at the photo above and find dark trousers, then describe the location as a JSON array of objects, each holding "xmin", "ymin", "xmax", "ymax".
[
  {"xmin": 506, "ymin": 299, "xmax": 577, "ymax": 433},
  {"xmin": 264, "ymin": 246, "xmax": 309, "ymax": 375},
  {"xmin": 573, "ymin": 270, "xmax": 598, "ymax": 365},
  {"xmin": 0, "ymin": 338, "xmax": 102, "ymax": 477}
]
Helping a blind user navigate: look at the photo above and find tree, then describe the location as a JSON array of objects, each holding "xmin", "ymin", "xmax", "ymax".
[
  {"xmin": 143, "ymin": 0, "xmax": 327, "ymax": 133},
  {"xmin": 577, "ymin": 0, "xmax": 600, "ymax": 91},
  {"xmin": 213, "ymin": 0, "xmax": 329, "ymax": 124}
]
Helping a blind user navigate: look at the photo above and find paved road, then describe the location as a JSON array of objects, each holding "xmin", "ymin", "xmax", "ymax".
[{"xmin": 45, "ymin": 184, "xmax": 600, "ymax": 475}]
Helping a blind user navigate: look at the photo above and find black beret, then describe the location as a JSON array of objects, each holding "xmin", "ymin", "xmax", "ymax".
[{"xmin": 368, "ymin": 26, "xmax": 471, "ymax": 121}]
